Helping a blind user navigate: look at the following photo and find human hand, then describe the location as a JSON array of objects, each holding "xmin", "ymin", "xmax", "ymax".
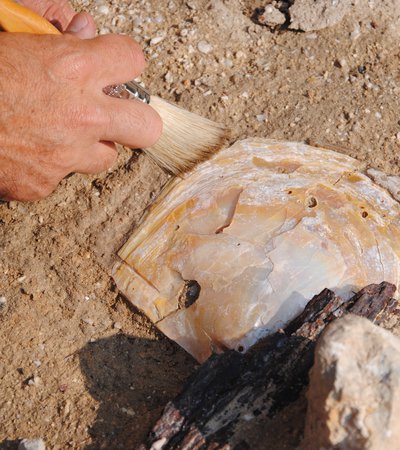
[
  {"xmin": 0, "ymin": 32, "xmax": 162, "ymax": 201},
  {"xmin": 18, "ymin": 0, "xmax": 97, "ymax": 38}
]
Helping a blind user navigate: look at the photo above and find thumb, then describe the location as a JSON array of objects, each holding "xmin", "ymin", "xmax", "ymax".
[{"xmin": 66, "ymin": 12, "xmax": 97, "ymax": 39}]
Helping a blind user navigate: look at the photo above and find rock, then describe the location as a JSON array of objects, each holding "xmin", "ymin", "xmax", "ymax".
[
  {"xmin": 0, "ymin": 295, "xmax": 7, "ymax": 314},
  {"xmin": 18, "ymin": 439, "xmax": 46, "ymax": 450},
  {"xmin": 26, "ymin": 375, "xmax": 42, "ymax": 387},
  {"xmin": 367, "ymin": 168, "xmax": 400, "ymax": 203},
  {"xmin": 197, "ymin": 40, "xmax": 213, "ymax": 54},
  {"xmin": 150, "ymin": 35, "xmax": 166, "ymax": 46},
  {"xmin": 256, "ymin": 5, "xmax": 286, "ymax": 28},
  {"xmin": 289, "ymin": 0, "xmax": 352, "ymax": 32},
  {"xmin": 303, "ymin": 315, "xmax": 400, "ymax": 450},
  {"xmin": 96, "ymin": 4, "xmax": 110, "ymax": 16}
]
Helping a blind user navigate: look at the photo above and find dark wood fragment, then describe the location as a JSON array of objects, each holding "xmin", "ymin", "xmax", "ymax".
[
  {"xmin": 347, "ymin": 282, "xmax": 396, "ymax": 320},
  {"xmin": 139, "ymin": 282, "xmax": 397, "ymax": 450}
]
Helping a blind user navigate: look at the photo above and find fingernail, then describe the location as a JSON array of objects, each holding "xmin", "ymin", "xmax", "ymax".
[{"xmin": 68, "ymin": 14, "xmax": 89, "ymax": 33}]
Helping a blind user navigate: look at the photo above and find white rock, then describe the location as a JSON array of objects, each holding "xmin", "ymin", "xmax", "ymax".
[
  {"xmin": 164, "ymin": 71, "xmax": 174, "ymax": 84},
  {"xmin": 258, "ymin": 5, "xmax": 286, "ymax": 27},
  {"xmin": 18, "ymin": 438, "xmax": 45, "ymax": 450},
  {"xmin": 0, "ymin": 296, "xmax": 7, "ymax": 310},
  {"xmin": 197, "ymin": 41, "xmax": 213, "ymax": 54},
  {"xmin": 303, "ymin": 315, "xmax": 400, "ymax": 450},
  {"xmin": 289, "ymin": 0, "xmax": 352, "ymax": 32},
  {"xmin": 121, "ymin": 406, "xmax": 136, "ymax": 416},
  {"xmin": 150, "ymin": 35, "xmax": 165, "ymax": 46},
  {"xmin": 27, "ymin": 376, "xmax": 42, "ymax": 387},
  {"xmin": 97, "ymin": 4, "xmax": 110, "ymax": 15}
]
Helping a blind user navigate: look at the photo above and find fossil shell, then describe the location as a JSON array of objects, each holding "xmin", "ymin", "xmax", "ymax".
[{"xmin": 113, "ymin": 139, "xmax": 400, "ymax": 362}]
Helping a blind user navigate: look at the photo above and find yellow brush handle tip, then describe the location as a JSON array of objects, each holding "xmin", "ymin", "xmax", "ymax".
[{"xmin": 0, "ymin": 0, "xmax": 60, "ymax": 34}]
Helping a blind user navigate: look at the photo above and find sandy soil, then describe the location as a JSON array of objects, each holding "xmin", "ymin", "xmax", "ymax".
[{"xmin": 1, "ymin": 0, "xmax": 400, "ymax": 448}]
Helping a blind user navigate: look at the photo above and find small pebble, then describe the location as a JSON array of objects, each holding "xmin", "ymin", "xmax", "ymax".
[
  {"xmin": 0, "ymin": 296, "xmax": 7, "ymax": 311},
  {"xmin": 222, "ymin": 58, "xmax": 233, "ymax": 68},
  {"xmin": 164, "ymin": 71, "xmax": 174, "ymax": 83},
  {"xmin": 18, "ymin": 439, "xmax": 45, "ymax": 450},
  {"xmin": 27, "ymin": 376, "xmax": 41, "ymax": 387},
  {"xmin": 82, "ymin": 318, "xmax": 94, "ymax": 326},
  {"xmin": 256, "ymin": 114, "xmax": 266, "ymax": 122},
  {"xmin": 113, "ymin": 322, "xmax": 122, "ymax": 330},
  {"xmin": 150, "ymin": 35, "xmax": 165, "ymax": 45},
  {"xmin": 121, "ymin": 407, "xmax": 136, "ymax": 416},
  {"xmin": 358, "ymin": 65, "xmax": 367, "ymax": 74},
  {"xmin": 197, "ymin": 41, "xmax": 212, "ymax": 54},
  {"xmin": 151, "ymin": 439, "xmax": 167, "ymax": 450},
  {"xmin": 350, "ymin": 24, "xmax": 361, "ymax": 40},
  {"xmin": 375, "ymin": 112, "xmax": 382, "ymax": 120},
  {"xmin": 97, "ymin": 5, "xmax": 110, "ymax": 15},
  {"xmin": 243, "ymin": 412, "xmax": 255, "ymax": 421},
  {"xmin": 33, "ymin": 360, "xmax": 41, "ymax": 368}
]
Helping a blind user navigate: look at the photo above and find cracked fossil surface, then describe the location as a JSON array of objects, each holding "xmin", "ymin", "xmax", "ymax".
[{"xmin": 113, "ymin": 139, "xmax": 400, "ymax": 362}]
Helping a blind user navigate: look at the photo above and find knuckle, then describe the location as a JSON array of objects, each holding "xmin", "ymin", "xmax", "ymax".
[
  {"xmin": 122, "ymin": 36, "xmax": 146, "ymax": 66},
  {"xmin": 68, "ymin": 103, "xmax": 103, "ymax": 129},
  {"xmin": 53, "ymin": 46, "xmax": 88, "ymax": 80},
  {"xmin": 104, "ymin": 34, "xmax": 146, "ymax": 77}
]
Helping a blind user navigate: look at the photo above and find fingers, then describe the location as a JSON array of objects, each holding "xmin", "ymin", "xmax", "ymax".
[
  {"xmin": 66, "ymin": 12, "xmax": 96, "ymax": 39},
  {"xmin": 82, "ymin": 34, "xmax": 147, "ymax": 87},
  {"xmin": 19, "ymin": 0, "xmax": 75, "ymax": 31},
  {"xmin": 71, "ymin": 141, "xmax": 118, "ymax": 174},
  {"xmin": 100, "ymin": 97, "xmax": 163, "ymax": 149}
]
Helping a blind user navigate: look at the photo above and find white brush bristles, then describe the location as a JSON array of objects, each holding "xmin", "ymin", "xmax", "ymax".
[{"xmin": 144, "ymin": 96, "xmax": 229, "ymax": 174}]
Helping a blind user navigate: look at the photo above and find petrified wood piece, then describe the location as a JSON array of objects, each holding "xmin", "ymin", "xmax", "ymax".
[{"xmin": 139, "ymin": 282, "xmax": 398, "ymax": 450}]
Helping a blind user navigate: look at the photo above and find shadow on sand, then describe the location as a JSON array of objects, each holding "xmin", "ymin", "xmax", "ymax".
[{"xmin": 78, "ymin": 333, "xmax": 195, "ymax": 449}]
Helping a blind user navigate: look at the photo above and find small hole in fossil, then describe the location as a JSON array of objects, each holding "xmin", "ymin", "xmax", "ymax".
[
  {"xmin": 307, "ymin": 196, "xmax": 318, "ymax": 208},
  {"xmin": 184, "ymin": 280, "xmax": 201, "ymax": 307},
  {"xmin": 288, "ymin": 190, "xmax": 293, "ymax": 194},
  {"xmin": 362, "ymin": 211, "xmax": 369, "ymax": 218},
  {"xmin": 238, "ymin": 345, "xmax": 244, "ymax": 352}
]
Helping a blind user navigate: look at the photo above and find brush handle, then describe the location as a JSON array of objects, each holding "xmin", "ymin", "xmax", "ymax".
[{"xmin": 0, "ymin": 0, "xmax": 61, "ymax": 34}]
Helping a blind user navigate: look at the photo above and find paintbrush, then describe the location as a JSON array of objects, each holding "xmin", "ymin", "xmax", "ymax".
[{"xmin": 0, "ymin": 0, "xmax": 229, "ymax": 174}]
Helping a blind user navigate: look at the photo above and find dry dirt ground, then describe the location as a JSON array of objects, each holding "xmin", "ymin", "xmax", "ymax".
[{"xmin": 2, "ymin": 0, "xmax": 400, "ymax": 448}]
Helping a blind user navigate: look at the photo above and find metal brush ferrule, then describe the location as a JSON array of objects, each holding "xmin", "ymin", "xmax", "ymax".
[
  {"xmin": 103, "ymin": 81, "xmax": 150, "ymax": 104},
  {"xmin": 124, "ymin": 81, "xmax": 151, "ymax": 104}
]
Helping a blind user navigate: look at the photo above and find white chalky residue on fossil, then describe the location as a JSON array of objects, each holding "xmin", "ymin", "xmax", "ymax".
[{"xmin": 113, "ymin": 139, "xmax": 400, "ymax": 362}]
